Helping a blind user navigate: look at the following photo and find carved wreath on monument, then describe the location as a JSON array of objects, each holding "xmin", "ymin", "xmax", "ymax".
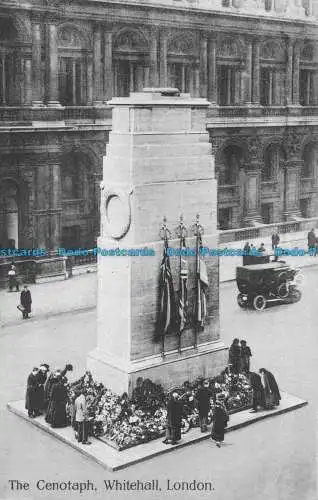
[{"xmin": 100, "ymin": 184, "xmax": 132, "ymax": 240}]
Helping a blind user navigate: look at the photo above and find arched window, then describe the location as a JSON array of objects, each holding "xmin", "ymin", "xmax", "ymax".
[
  {"xmin": 219, "ymin": 145, "xmax": 243, "ymax": 185},
  {"xmin": 216, "ymin": 37, "xmax": 243, "ymax": 106},
  {"xmin": 262, "ymin": 145, "xmax": 285, "ymax": 181},
  {"xmin": 302, "ymin": 143, "xmax": 318, "ymax": 178},
  {"xmin": 167, "ymin": 34, "xmax": 197, "ymax": 94},
  {"xmin": 58, "ymin": 25, "xmax": 88, "ymax": 106},
  {"xmin": 113, "ymin": 29, "xmax": 150, "ymax": 97}
]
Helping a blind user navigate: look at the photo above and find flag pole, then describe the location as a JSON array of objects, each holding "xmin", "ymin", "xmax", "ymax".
[
  {"xmin": 159, "ymin": 217, "xmax": 171, "ymax": 358},
  {"xmin": 192, "ymin": 214, "xmax": 204, "ymax": 350},
  {"xmin": 176, "ymin": 214, "xmax": 187, "ymax": 354}
]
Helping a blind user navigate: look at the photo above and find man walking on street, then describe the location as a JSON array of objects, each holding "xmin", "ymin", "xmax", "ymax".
[
  {"xmin": 271, "ymin": 230, "xmax": 280, "ymax": 261},
  {"xmin": 20, "ymin": 285, "xmax": 32, "ymax": 319}
]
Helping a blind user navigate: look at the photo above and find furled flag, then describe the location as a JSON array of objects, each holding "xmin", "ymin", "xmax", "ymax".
[
  {"xmin": 195, "ymin": 237, "xmax": 209, "ymax": 329},
  {"xmin": 177, "ymin": 238, "xmax": 188, "ymax": 334},
  {"xmin": 156, "ymin": 240, "xmax": 178, "ymax": 338}
]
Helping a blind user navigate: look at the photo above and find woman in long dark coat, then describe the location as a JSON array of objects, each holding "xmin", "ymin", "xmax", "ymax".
[
  {"xmin": 36, "ymin": 364, "xmax": 49, "ymax": 415},
  {"xmin": 259, "ymin": 368, "xmax": 281, "ymax": 408},
  {"xmin": 229, "ymin": 338, "xmax": 241, "ymax": 374},
  {"xmin": 50, "ymin": 377, "xmax": 69, "ymax": 428},
  {"xmin": 162, "ymin": 393, "xmax": 183, "ymax": 445},
  {"xmin": 211, "ymin": 396, "xmax": 229, "ymax": 448},
  {"xmin": 25, "ymin": 367, "xmax": 39, "ymax": 418}
]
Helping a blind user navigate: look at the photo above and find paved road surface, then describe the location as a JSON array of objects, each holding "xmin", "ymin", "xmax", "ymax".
[{"xmin": 0, "ymin": 268, "xmax": 317, "ymax": 500}]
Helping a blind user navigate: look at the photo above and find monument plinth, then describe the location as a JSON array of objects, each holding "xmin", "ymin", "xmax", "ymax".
[{"xmin": 87, "ymin": 89, "xmax": 228, "ymax": 395}]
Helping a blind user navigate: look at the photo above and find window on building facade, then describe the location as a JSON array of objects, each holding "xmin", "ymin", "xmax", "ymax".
[
  {"xmin": 0, "ymin": 180, "xmax": 19, "ymax": 248},
  {"xmin": 168, "ymin": 63, "xmax": 191, "ymax": 93},
  {"xmin": 219, "ymin": 145, "xmax": 242, "ymax": 185},
  {"xmin": 299, "ymin": 70, "xmax": 315, "ymax": 106},
  {"xmin": 262, "ymin": 145, "xmax": 284, "ymax": 181},
  {"xmin": 59, "ymin": 57, "xmax": 84, "ymax": 106},
  {"xmin": 218, "ymin": 207, "xmax": 232, "ymax": 230},
  {"xmin": 260, "ymin": 68, "xmax": 276, "ymax": 106},
  {"xmin": 114, "ymin": 60, "xmax": 147, "ymax": 97},
  {"xmin": 217, "ymin": 66, "xmax": 238, "ymax": 106},
  {"xmin": 0, "ymin": 18, "xmax": 19, "ymax": 106},
  {"xmin": 61, "ymin": 159, "xmax": 81, "ymax": 200}
]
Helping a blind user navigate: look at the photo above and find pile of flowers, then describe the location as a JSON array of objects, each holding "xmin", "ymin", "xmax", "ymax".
[{"xmin": 68, "ymin": 371, "xmax": 253, "ymax": 450}]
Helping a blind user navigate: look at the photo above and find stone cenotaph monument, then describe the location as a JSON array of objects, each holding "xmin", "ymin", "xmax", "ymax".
[{"xmin": 87, "ymin": 89, "xmax": 228, "ymax": 395}]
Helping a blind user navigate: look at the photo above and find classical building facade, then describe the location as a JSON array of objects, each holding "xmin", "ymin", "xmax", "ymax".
[{"xmin": 0, "ymin": 0, "xmax": 317, "ymax": 249}]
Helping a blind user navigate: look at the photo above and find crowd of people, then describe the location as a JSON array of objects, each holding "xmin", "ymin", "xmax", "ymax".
[
  {"xmin": 242, "ymin": 231, "xmax": 281, "ymax": 266},
  {"xmin": 228, "ymin": 338, "xmax": 281, "ymax": 414},
  {"xmin": 26, "ymin": 351, "xmax": 281, "ymax": 451}
]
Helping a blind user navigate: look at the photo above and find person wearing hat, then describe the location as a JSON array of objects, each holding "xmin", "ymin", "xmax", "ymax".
[
  {"xmin": 196, "ymin": 380, "xmax": 213, "ymax": 433},
  {"xmin": 36, "ymin": 364, "xmax": 50, "ymax": 415},
  {"xmin": 211, "ymin": 394, "xmax": 229, "ymax": 448},
  {"xmin": 20, "ymin": 285, "xmax": 32, "ymax": 319},
  {"xmin": 162, "ymin": 392, "xmax": 183, "ymax": 445},
  {"xmin": 74, "ymin": 389, "xmax": 92, "ymax": 445},
  {"xmin": 240, "ymin": 340, "xmax": 252, "ymax": 373},
  {"xmin": 229, "ymin": 338, "xmax": 241, "ymax": 374},
  {"xmin": 259, "ymin": 368, "xmax": 281, "ymax": 408},
  {"xmin": 25, "ymin": 367, "xmax": 39, "ymax": 418},
  {"xmin": 248, "ymin": 371, "xmax": 265, "ymax": 413},
  {"xmin": 50, "ymin": 376, "xmax": 69, "ymax": 428}
]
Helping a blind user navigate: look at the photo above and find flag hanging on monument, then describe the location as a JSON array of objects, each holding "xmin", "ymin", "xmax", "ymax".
[
  {"xmin": 195, "ymin": 236, "xmax": 209, "ymax": 329},
  {"xmin": 156, "ymin": 241, "xmax": 178, "ymax": 337},
  {"xmin": 177, "ymin": 237, "xmax": 188, "ymax": 334}
]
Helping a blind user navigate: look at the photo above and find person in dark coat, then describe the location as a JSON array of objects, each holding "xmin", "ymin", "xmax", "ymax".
[
  {"xmin": 45, "ymin": 370, "xmax": 62, "ymax": 423},
  {"xmin": 243, "ymin": 242, "xmax": 250, "ymax": 266},
  {"xmin": 259, "ymin": 368, "xmax": 281, "ymax": 408},
  {"xmin": 20, "ymin": 285, "xmax": 32, "ymax": 319},
  {"xmin": 162, "ymin": 392, "xmax": 183, "ymax": 445},
  {"xmin": 36, "ymin": 364, "xmax": 50, "ymax": 415},
  {"xmin": 271, "ymin": 231, "xmax": 280, "ymax": 261},
  {"xmin": 229, "ymin": 338, "xmax": 241, "ymax": 374},
  {"xmin": 240, "ymin": 340, "xmax": 252, "ymax": 373},
  {"xmin": 44, "ymin": 363, "xmax": 73, "ymax": 412},
  {"xmin": 196, "ymin": 380, "xmax": 213, "ymax": 432},
  {"xmin": 211, "ymin": 394, "xmax": 229, "ymax": 448},
  {"xmin": 25, "ymin": 367, "xmax": 39, "ymax": 418},
  {"xmin": 248, "ymin": 371, "xmax": 265, "ymax": 412},
  {"xmin": 307, "ymin": 228, "xmax": 317, "ymax": 254},
  {"xmin": 50, "ymin": 376, "xmax": 69, "ymax": 428}
]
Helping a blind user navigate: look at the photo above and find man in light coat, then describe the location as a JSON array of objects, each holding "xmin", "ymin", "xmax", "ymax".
[{"xmin": 74, "ymin": 390, "xmax": 91, "ymax": 445}]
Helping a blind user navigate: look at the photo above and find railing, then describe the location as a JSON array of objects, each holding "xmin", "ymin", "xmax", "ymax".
[
  {"xmin": 219, "ymin": 217, "xmax": 318, "ymax": 244},
  {"xmin": 301, "ymin": 106, "xmax": 318, "ymax": 116},
  {"xmin": 262, "ymin": 107, "xmax": 288, "ymax": 117},
  {"xmin": 0, "ymin": 105, "xmax": 112, "ymax": 125},
  {"xmin": 66, "ymin": 249, "xmax": 97, "ymax": 267}
]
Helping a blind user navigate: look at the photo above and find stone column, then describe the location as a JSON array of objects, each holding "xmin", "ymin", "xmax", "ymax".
[
  {"xmin": 87, "ymin": 89, "xmax": 228, "ymax": 394},
  {"xmin": 32, "ymin": 22, "xmax": 43, "ymax": 106},
  {"xmin": 47, "ymin": 23, "xmax": 61, "ymax": 107},
  {"xmin": 159, "ymin": 30, "xmax": 168, "ymax": 87},
  {"xmin": 50, "ymin": 161, "xmax": 62, "ymax": 250},
  {"xmin": 293, "ymin": 41, "xmax": 300, "ymax": 105},
  {"xmin": 149, "ymin": 29, "xmax": 159, "ymax": 88},
  {"xmin": 87, "ymin": 55, "xmax": 93, "ymax": 105},
  {"xmin": 1, "ymin": 54, "xmax": 7, "ymax": 104},
  {"xmin": 252, "ymin": 39, "xmax": 260, "ymax": 105},
  {"xmin": 104, "ymin": 28, "xmax": 113, "ymax": 102},
  {"xmin": 93, "ymin": 26, "xmax": 103, "ymax": 105},
  {"xmin": 199, "ymin": 34, "xmax": 208, "ymax": 98},
  {"xmin": 283, "ymin": 160, "xmax": 301, "ymax": 219},
  {"xmin": 285, "ymin": 37, "xmax": 293, "ymax": 106},
  {"xmin": 207, "ymin": 35, "xmax": 217, "ymax": 105},
  {"xmin": 34, "ymin": 162, "xmax": 52, "ymax": 249},
  {"xmin": 244, "ymin": 38, "xmax": 253, "ymax": 104},
  {"xmin": 24, "ymin": 58, "xmax": 32, "ymax": 106}
]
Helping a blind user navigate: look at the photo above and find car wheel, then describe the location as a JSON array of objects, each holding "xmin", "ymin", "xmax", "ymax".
[
  {"xmin": 277, "ymin": 282, "xmax": 289, "ymax": 298},
  {"xmin": 253, "ymin": 295, "xmax": 266, "ymax": 311},
  {"xmin": 237, "ymin": 293, "xmax": 248, "ymax": 308}
]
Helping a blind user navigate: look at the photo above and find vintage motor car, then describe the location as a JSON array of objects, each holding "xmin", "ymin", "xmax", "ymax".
[{"xmin": 236, "ymin": 262, "xmax": 303, "ymax": 311}]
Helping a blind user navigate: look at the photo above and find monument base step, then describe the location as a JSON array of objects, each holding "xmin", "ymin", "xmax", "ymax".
[{"xmin": 7, "ymin": 393, "xmax": 307, "ymax": 472}]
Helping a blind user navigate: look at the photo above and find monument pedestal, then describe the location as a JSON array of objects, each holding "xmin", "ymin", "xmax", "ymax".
[{"xmin": 87, "ymin": 89, "xmax": 228, "ymax": 395}]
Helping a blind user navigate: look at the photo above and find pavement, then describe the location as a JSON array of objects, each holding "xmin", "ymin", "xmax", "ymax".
[
  {"xmin": 0, "ymin": 238, "xmax": 317, "ymax": 329},
  {"xmin": 0, "ymin": 273, "xmax": 97, "ymax": 328},
  {"xmin": 7, "ymin": 392, "xmax": 307, "ymax": 472}
]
